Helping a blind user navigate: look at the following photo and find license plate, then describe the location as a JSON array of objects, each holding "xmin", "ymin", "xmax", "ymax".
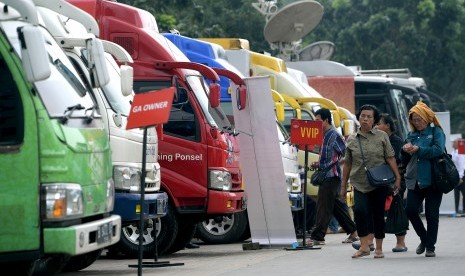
[{"xmin": 97, "ymin": 222, "xmax": 112, "ymax": 244}]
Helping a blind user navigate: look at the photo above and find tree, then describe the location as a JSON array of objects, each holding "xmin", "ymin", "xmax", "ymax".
[{"xmin": 118, "ymin": 0, "xmax": 465, "ymax": 135}]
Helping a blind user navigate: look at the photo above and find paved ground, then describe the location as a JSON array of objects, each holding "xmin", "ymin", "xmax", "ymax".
[{"xmin": 60, "ymin": 215, "xmax": 465, "ymax": 276}]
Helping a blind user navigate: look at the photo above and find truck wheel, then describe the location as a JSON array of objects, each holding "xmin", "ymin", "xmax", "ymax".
[
  {"xmin": 61, "ymin": 250, "xmax": 102, "ymax": 272},
  {"xmin": 163, "ymin": 219, "xmax": 196, "ymax": 255},
  {"xmin": 6, "ymin": 255, "xmax": 69, "ymax": 275},
  {"xmin": 110, "ymin": 204, "xmax": 177, "ymax": 258},
  {"xmin": 196, "ymin": 211, "xmax": 248, "ymax": 244}
]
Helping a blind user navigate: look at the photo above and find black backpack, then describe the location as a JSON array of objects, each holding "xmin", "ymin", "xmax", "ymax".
[{"xmin": 431, "ymin": 128, "xmax": 460, "ymax": 194}]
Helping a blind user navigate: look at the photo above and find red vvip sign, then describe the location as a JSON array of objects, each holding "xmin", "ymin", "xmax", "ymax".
[
  {"xmin": 290, "ymin": 119, "xmax": 323, "ymax": 149},
  {"xmin": 126, "ymin": 87, "xmax": 174, "ymax": 130},
  {"xmin": 458, "ymin": 139, "xmax": 465, "ymax": 154}
]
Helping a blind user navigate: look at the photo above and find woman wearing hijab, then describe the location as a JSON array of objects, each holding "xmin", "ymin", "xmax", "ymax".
[{"xmin": 402, "ymin": 101, "xmax": 445, "ymax": 258}]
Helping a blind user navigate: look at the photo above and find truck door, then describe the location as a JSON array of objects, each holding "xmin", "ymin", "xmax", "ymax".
[
  {"xmin": 133, "ymin": 80, "xmax": 208, "ymax": 210},
  {"xmin": 0, "ymin": 47, "xmax": 40, "ymax": 254}
]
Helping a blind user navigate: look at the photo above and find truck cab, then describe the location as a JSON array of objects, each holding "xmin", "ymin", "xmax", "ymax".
[
  {"xmin": 35, "ymin": 0, "xmax": 168, "ymax": 257},
  {"xmin": 0, "ymin": 0, "xmax": 120, "ymax": 274},
  {"xmin": 69, "ymin": 0, "xmax": 246, "ymax": 255},
  {"xmin": 287, "ymin": 60, "xmax": 412, "ymax": 140},
  {"xmin": 164, "ymin": 33, "xmax": 303, "ymax": 243}
]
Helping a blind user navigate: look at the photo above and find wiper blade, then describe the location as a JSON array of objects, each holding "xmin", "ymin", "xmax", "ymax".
[
  {"xmin": 221, "ymin": 126, "xmax": 239, "ymax": 136},
  {"xmin": 60, "ymin": 104, "xmax": 85, "ymax": 124},
  {"xmin": 84, "ymin": 105, "xmax": 98, "ymax": 124}
]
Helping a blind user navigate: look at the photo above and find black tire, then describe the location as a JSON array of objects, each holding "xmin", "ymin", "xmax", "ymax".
[
  {"xmin": 109, "ymin": 204, "xmax": 178, "ymax": 258},
  {"xmin": 239, "ymin": 219, "xmax": 251, "ymax": 241},
  {"xmin": 61, "ymin": 250, "xmax": 102, "ymax": 272},
  {"xmin": 4, "ymin": 261, "xmax": 33, "ymax": 276},
  {"xmin": 196, "ymin": 211, "xmax": 248, "ymax": 244},
  {"xmin": 163, "ymin": 219, "xmax": 196, "ymax": 255}
]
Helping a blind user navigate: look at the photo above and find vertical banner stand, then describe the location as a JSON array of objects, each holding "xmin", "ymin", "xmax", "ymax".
[
  {"xmin": 128, "ymin": 128, "xmax": 184, "ymax": 274},
  {"xmin": 285, "ymin": 144, "xmax": 321, "ymax": 250}
]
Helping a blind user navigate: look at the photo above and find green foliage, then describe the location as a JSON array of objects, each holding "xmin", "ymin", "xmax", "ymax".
[{"xmin": 118, "ymin": 0, "xmax": 465, "ymax": 134}]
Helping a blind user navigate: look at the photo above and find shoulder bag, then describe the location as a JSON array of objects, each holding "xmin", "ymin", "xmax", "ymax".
[
  {"xmin": 430, "ymin": 128, "xmax": 460, "ymax": 194},
  {"xmin": 310, "ymin": 160, "xmax": 337, "ymax": 186},
  {"xmin": 357, "ymin": 135, "xmax": 396, "ymax": 187}
]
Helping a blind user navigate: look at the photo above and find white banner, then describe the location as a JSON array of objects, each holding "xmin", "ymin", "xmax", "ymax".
[{"xmin": 231, "ymin": 76, "xmax": 297, "ymax": 247}]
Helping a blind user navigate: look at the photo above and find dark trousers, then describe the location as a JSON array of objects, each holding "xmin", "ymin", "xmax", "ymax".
[
  {"xmin": 353, "ymin": 186, "xmax": 388, "ymax": 239},
  {"xmin": 311, "ymin": 177, "xmax": 356, "ymax": 240},
  {"xmin": 454, "ymin": 183, "xmax": 465, "ymax": 212},
  {"xmin": 405, "ymin": 184, "xmax": 443, "ymax": 251}
]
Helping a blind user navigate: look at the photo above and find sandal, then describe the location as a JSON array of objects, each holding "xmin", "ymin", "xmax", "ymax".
[
  {"xmin": 374, "ymin": 250, "xmax": 385, "ymax": 259},
  {"xmin": 352, "ymin": 250, "xmax": 370, "ymax": 258},
  {"xmin": 342, "ymin": 236, "xmax": 360, "ymax": 243}
]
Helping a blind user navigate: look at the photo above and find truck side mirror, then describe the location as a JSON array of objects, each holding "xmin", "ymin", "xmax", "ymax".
[
  {"xmin": 236, "ymin": 86, "xmax": 247, "ymax": 110},
  {"xmin": 18, "ymin": 26, "xmax": 51, "ymax": 82},
  {"xmin": 86, "ymin": 37, "xmax": 110, "ymax": 88},
  {"xmin": 275, "ymin": 102, "xmax": 285, "ymax": 122},
  {"xmin": 209, "ymin": 83, "xmax": 220, "ymax": 108},
  {"xmin": 120, "ymin": 65, "xmax": 133, "ymax": 96}
]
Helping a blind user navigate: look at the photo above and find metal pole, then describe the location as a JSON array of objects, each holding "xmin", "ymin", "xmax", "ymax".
[
  {"xmin": 302, "ymin": 144, "xmax": 308, "ymax": 246},
  {"xmin": 137, "ymin": 127, "xmax": 148, "ymax": 276}
]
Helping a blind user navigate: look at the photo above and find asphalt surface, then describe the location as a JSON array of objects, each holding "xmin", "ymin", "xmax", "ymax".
[{"xmin": 59, "ymin": 215, "xmax": 465, "ymax": 276}]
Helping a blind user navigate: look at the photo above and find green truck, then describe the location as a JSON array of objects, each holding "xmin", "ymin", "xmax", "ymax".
[{"xmin": 0, "ymin": 0, "xmax": 120, "ymax": 274}]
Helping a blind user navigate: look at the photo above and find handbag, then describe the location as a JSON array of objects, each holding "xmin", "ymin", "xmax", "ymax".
[
  {"xmin": 385, "ymin": 194, "xmax": 409, "ymax": 234},
  {"xmin": 310, "ymin": 161, "xmax": 337, "ymax": 186},
  {"xmin": 430, "ymin": 128, "xmax": 460, "ymax": 194},
  {"xmin": 357, "ymin": 136, "xmax": 396, "ymax": 187}
]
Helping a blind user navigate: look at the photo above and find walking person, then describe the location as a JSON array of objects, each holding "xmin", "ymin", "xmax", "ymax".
[
  {"xmin": 451, "ymin": 138, "xmax": 465, "ymax": 214},
  {"xmin": 352, "ymin": 113, "xmax": 408, "ymax": 252},
  {"xmin": 341, "ymin": 105, "xmax": 402, "ymax": 258},
  {"xmin": 402, "ymin": 101, "xmax": 445, "ymax": 257},
  {"xmin": 307, "ymin": 108, "xmax": 358, "ymax": 246}
]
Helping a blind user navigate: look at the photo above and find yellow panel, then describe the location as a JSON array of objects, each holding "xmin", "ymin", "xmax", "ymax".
[{"xmin": 199, "ymin": 38, "xmax": 250, "ymax": 50}]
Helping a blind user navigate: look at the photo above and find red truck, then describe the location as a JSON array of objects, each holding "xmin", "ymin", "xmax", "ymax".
[{"xmin": 68, "ymin": 0, "xmax": 246, "ymax": 255}]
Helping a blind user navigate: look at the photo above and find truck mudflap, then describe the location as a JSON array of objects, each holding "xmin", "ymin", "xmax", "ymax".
[
  {"xmin": 113, "ymin": 192, "xmax": 168, "ymax": 221},
  {"xmin": 43, "ymin": 215, "xmax": 121, "ymax": 256},
  {"xmin": 289, "ymin": 192, "xmax": 304, "ymax": 211},
  {"xmin": 207, "ymin": 190, "xmax": 247, "ymax": 214}
]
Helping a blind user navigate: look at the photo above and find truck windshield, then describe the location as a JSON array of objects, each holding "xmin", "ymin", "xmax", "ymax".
[
  {"xmin": 185, "ymin": 75, "xmax": 232, "ymax": 131},
  {"xmin": 391, "ymin": 88, "xmax": 410, "ymax": 139},
  {"xmin": 26, "ymin": 29, "xmax": 94, "ymax": 118},
  {"xmin": 100, "ymin": 54, "xmax": 131, "ymax": 116}
]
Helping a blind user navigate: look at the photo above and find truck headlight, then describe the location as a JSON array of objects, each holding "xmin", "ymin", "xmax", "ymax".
[
  {"xmin": 113, "ymin": 166, "xmax": 141, "ymax": 192},
  {"xmin": 106, "ymin": 178, "xmax": 115, "ymax": 212},
  {"xmin": 209, "ymin": 170, "xmax": 232, "ymax": 191},
  {"xmin": 42, "ymin": 183, "xmax": 84, "ymax": 220},
  {"xmin": 286, "ymin": 175, "xmax": 301, "ymax": 193}
]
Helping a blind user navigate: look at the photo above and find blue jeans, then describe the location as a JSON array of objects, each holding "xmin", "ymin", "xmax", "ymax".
[
  {"xmin": 328, "ymin": 216, "xmax": 339, "ymax": 232},
  {"xmin": 405, "ymin": 184, "xmax": 443, "ymax": 251}
]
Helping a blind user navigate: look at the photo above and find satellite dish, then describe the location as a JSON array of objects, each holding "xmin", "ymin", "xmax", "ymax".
[
  {"xmin": 299, "ymin": 41, "xmax": 335, "ymax": 61},
  {"xmin": 263, "ymin": 0, "xmax": 324, "ymax": 43}
]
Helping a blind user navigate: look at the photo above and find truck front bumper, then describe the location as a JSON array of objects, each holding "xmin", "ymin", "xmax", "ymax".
[
  {"xmin": 289, "ymin": 192, "xmax": 304, "ymax": 211},
  {"xmin": 207, "ymin": 190, "xmax": 247, "ymax": 214},
  {"xmin": 44, "ymin": 215, "xmax": 121, "ymax": 256},
  {"xmin": 113, "ymin": 192, "xmax": 168, "ymax": 222}
]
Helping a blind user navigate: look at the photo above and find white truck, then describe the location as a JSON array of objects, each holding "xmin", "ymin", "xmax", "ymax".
[{"xmin": 34, "ymin": 0, "xmax": 168, "ymax": 257}]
